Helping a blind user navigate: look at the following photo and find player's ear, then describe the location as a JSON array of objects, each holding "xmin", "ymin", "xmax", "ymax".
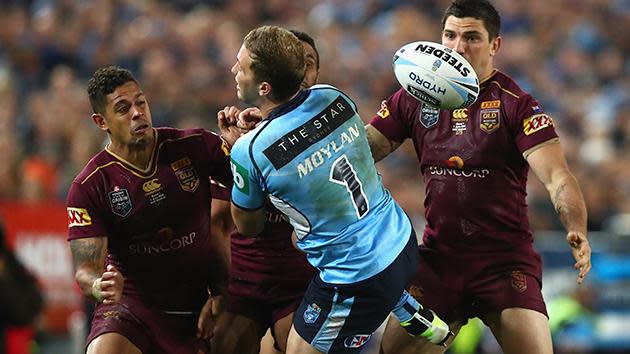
[
  {"xmin": 91, "ymin": 113, "xmax": 109, "ymax": 132},
  {"xmin": 258, "ymin": 82, "xmax": 272, "ymax": 98},
  {"xmin": 490, "ymin": 36, "xmax": 501, "ymax": 57}
]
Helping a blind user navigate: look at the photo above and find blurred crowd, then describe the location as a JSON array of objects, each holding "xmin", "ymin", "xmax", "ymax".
[{"xmin": 0, "ymin": 0, "xmax": 629, "ymax": 234}]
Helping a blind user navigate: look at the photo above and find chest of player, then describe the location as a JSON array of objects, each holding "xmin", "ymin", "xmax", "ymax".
[
  {"xmin": 100, "ymin": 156, "xmax": 210, "ymax": 224},
  {"xmin": 413, "ymin": 100, "xmax": 519, "ymax": 169}
]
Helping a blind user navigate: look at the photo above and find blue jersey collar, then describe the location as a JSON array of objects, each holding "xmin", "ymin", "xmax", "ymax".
[{"xmin": 267, "ymin": 89, "xmax": 311, "ymax": 121}]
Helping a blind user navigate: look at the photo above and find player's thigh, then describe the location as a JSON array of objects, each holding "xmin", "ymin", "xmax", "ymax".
[
  {"xmin": 483, "ymin": 307, "xmax": 552, "ymax": 354},
  {"xmin": 211, "ymin": 311, "xmax": 266, "ymax": 354},
  {"xmin": 271, "ymin": 311, "xmax": 294, "ymax": 353},
  {"xmin": 87, "ymin": 333, "xmax": 142, "ymax": 354},
  {"xmin": 380, "ymin": 314, "xmax": 462, "ymax": 354},
  {"xmin": 286, "ymin": 324, "xmax": 324, "ymax": 354}
]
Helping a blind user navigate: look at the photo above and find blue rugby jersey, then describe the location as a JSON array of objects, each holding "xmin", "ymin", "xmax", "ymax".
[{"xmin": 230, "ymin": 85, "xmax": 411, "ymax": 284}]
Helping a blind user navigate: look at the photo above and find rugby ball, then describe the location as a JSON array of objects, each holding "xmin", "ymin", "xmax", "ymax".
[{"xmin": 393, "ymin": 41, "xmax": 479, "ymax": 110}]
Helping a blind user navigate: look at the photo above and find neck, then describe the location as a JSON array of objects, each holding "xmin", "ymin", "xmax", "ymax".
[
  {"xmin": 479, "ymin": 68, "xmax": 497, "ymax": 83},
  {"xmin": 258, "ymin": 90, "xmax": 302, "ymax": 119},
  {"xmin": 107, "ymin": 130, "xmax": 156, "ymax": 170}
]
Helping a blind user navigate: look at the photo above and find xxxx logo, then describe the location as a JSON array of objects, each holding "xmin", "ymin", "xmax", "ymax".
[
  {"xmin": 452, "ymin": 108, "xmax": 468, "ymax": 121},
  {"xmin": 67, "ymin": 207, "xmax": 92, "ymax": 227}
]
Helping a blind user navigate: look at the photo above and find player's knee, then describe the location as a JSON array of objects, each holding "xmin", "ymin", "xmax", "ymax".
[{"xmin": 87, "ymin": 333, "xmax": 141, "ymax": 354}]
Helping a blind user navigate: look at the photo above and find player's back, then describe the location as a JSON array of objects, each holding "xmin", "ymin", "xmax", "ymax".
[{"xmin": 231, "ymin": 85, "xmax": 411, "ymax": 284}]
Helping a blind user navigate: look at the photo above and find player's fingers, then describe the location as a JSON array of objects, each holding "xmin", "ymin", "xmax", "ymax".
[
  {"xmin": 227, "ymin": 106, "xmax": 241, "ymax": 119},
  {"xmin": 240, "ymin": 107, "xmax": 263, "ymax": 123}
]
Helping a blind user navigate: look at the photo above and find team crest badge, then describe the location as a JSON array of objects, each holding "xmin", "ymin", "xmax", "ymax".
[
  {"xmin": 510, "ymin": 271, "xmax": 527, "ymax": 293},
  {"xmin": 175, "ymin": 167, "xmax": 200, "ymax": 192},
  {"xmin": 303, "ymin": 303, "xmax": 321, "ymax": 324},
  {"xmin": 480, "ymin": 108, "xmax": 500, "ymax": 133},
  {"xmin": 109, "ymin": 187, "xmax": 132, "ymax": 217},
  {"xmin": 420, "ymin": 105, "xmax": 440, "ymax": 128},
  {"xmin": 171, "ymin": 157, "xmax": 200, "ymax": 193}
]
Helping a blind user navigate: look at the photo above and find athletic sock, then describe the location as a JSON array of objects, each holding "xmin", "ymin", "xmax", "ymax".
[{"xmin": 392, "ymin": 290, "xmax": 452, "ymax": 345}]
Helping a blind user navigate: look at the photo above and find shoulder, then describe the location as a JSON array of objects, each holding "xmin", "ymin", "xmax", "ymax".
[
  {"xmin": 482, "ymin": 70, "xmax": 533, "ymax": 103},
  {"xmin": 308, "ymin": 84, "xmax": 357, "ymax": 107},
  {"xmin": 156, "ymin": 126, "xmax": 217, "ymax": 142},
  {"xmin": 232, "ymin": 121, "xmax": 268, "ymax": 155},
  {"xmin": 72, "ymin": 150, "xmax": 113, "ymax": 185}
]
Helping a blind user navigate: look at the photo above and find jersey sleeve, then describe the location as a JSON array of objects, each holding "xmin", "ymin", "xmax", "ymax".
[
  {"xmin": 368, "ymin": 88, "xmax": 415, "ymax": 143},
  {"xmin": 229, "ymin": 138, "xmax": 265, "ymax": 210},
  {"xmin": 511, "ymin": 96, "xmax": 559, "ymax": 153},
  {"xmin": 66, "ymin": 181, "xmax": 107, "ymax": 241},
  {"xmin": 210, "ymin": 179, "xmax": 230, "ymax": 201},
  {"xmin": 201, "ymin": 130, "xmax": 233, "ymax": 189}
]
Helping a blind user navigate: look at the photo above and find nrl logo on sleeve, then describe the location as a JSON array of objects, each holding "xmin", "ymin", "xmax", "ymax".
[
  {"xmin": 523, "ymin": 114, "xmax": 553, "ymax": 135},
  {"xmin": 67, "ymin": 207, "xmax": 92, "ymax": 227},
  {"xmin": 419, "ymin": 105, "xmax": 440, "ymax": 128},
  {"xmin": 109, "ymin": 187, "xmax": 132, "ymax": 217}
]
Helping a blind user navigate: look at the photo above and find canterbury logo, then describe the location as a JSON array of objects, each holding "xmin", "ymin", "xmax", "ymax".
[
  {"xmin": 452, "ymin": 108, "xmax": 468, "ymax": 120},
  {"xmin": 67, "ymin": 207, "xmax": 92, "ymax": 227},
  {"xmin": 142, "ymin": 178, "xmax": 162, "ymax": 193}
]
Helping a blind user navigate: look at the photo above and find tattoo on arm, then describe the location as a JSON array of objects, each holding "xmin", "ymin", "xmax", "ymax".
[
  {"xmin": 70, "ymin": 238, "xmax": 107, "ymax": 296},
  {"xmin": 70, "ymin": 238, "xmax": 106, "ymax": 271}
]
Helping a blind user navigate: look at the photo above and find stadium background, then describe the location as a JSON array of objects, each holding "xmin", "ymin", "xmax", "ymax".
[{"xmin": 0, "ymin": 0, "xmax": 628, "ymax": 353}]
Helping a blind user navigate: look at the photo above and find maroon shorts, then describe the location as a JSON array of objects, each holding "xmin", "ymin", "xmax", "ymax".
[
  {"xmin": 228, "ymin": 249, "xmax": 316, "ymax": 330},
  {"xmin": 87, "ymin": 297, "xmax": 210, "ymax": 354},
  {"xmin": 408, "ymin": 245, "xmax": 547, "ymax": 324}
]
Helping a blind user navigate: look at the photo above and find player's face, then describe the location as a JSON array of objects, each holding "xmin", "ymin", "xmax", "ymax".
[
  {"xmin": 301, "ymin": 42, "xmax": 320, "ymax": 89},
  {"xmin": 232, "ymin": 44, "xmax": 260, "ymax": 105},
  {"xmin": 442, "ymin": 16, "xmax": 500, "ymax": 81},
  {"xmin": 101, "ymin": 81, "xmax": 153, "ymax": 148}
]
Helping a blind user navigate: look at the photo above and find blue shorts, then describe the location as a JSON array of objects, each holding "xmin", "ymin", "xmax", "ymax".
[{"xmin": 293, "ymin": 231, "xmax": 418, "ymax": 353}]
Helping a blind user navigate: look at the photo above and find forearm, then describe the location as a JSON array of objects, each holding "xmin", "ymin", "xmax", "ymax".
[
  {"xmin": 70, "ymin": 237, "xmax": 107, "ymax": 300},
  {"xmin": 208, "ymin": 224, "xmax": 230, "ymax": 297},
  {"xmin": 231, "ymin": 204, "xmax": 265, "ymax": 237},
  {"xmin": 365, "ymin": 124, "xmax": 400, "ymax": 162},
  {"xmin": 549, "ymin": 174, "xmax": 587, "ymax": 235}
]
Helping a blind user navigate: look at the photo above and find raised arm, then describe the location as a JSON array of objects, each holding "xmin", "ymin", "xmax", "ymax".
[
  {"xmin": 365, "ymin": 124, "xmax": 402, "ymax": 162},
  {"xmin": 526, "ymin": 142, "xmax": 591, "ymax": 284}
]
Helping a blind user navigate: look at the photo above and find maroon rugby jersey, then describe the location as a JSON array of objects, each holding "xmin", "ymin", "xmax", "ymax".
[
  {"xmin": 370, "ymin": 70, "xmax": 558, "ymax": 254},
  {"xmin": 210, "ymin": 183, "xmax": 314, "ymax": 299},
  {"xmin": 67, "ymin": 127, "xmax": 232, "ymax": 311}
]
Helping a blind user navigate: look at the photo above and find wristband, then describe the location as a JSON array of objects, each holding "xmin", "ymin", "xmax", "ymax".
[{"xmin": 92, "ymin": 278, "xmax": 104, "ymax": 303}]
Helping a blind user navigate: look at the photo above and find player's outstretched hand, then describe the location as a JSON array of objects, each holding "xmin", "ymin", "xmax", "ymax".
[
  {"xmin": 567, "ymin": 231, "xmax": 591, "ymax": 284},
  {"xmin": 97, "ymin": 264, "xmax": 124, "ymax": 304},
  {"xmin": 197, "ymin": 293, "xmax": 225, "ymax": 340}
]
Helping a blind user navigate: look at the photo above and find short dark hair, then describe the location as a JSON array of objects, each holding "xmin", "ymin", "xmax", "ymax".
[
  {"xmin": 290, "ymin": 29, "xmax": 320, "ymax": 70},
  {"xmin": 87, "ymin": 66, "xmax": 138, "ymax": 114},
  {"xmin": 441, "ymin": 0, "xmax": 501, "ymax": 40},
  {"xmin": 244, "ymin": 26, "xmax": 305, "ymax": 102}
]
